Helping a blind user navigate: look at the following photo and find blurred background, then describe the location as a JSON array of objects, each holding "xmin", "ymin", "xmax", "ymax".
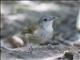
[{"xmin": 0, "ymin": 0, "xmax": 80, "ymax": 60}]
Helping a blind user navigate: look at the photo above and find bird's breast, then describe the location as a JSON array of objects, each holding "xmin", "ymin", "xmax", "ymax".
[{"xmin": 33, "ymin": 28, "xmax": 53, "ymax": 42}]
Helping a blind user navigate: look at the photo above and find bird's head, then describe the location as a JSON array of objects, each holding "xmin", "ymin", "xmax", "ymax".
[{"xmin": 39, "ymin": 15, "xmax": 56, "ymax": 28}]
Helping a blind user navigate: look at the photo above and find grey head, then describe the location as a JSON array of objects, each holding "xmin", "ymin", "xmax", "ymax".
[
  {"xmin": 38, "ymin": 15, "xmax": 57, "ymax": 28},
  {"xmin": 39, "ymin": 15, "xmax": 56, "ymax": 24}
]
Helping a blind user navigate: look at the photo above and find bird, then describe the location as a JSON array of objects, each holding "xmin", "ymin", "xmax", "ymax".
[
  {"xmin": 25, "ymin": 15, "xmax": 57, "ymax": 45},
  {"xmin": 0, "ymin": 15, "xmax": 56, "ymax": 50},
  {"xmin": 0, "ymin": 15, "xmax": 57, "ymax": 56}
]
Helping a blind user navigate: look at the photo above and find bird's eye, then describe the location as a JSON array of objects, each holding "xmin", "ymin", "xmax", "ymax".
[{"xmin": 44, "ymin": 19, "xmax": 47, "ymax": 21}]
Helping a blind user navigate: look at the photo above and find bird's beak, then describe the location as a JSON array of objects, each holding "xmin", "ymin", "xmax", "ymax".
[
  {"xmin": 52, "ymin": 16, "xmax": 58, "ymax": 21},
  {"xmin": 51, "ymin": 16, "xmax": 58, "ymax": 21}
]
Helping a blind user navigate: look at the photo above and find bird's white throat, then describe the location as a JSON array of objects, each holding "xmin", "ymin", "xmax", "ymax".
[{"xmin": 40, "ymin": 21, "xmax": 53, "ymax": 32}]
